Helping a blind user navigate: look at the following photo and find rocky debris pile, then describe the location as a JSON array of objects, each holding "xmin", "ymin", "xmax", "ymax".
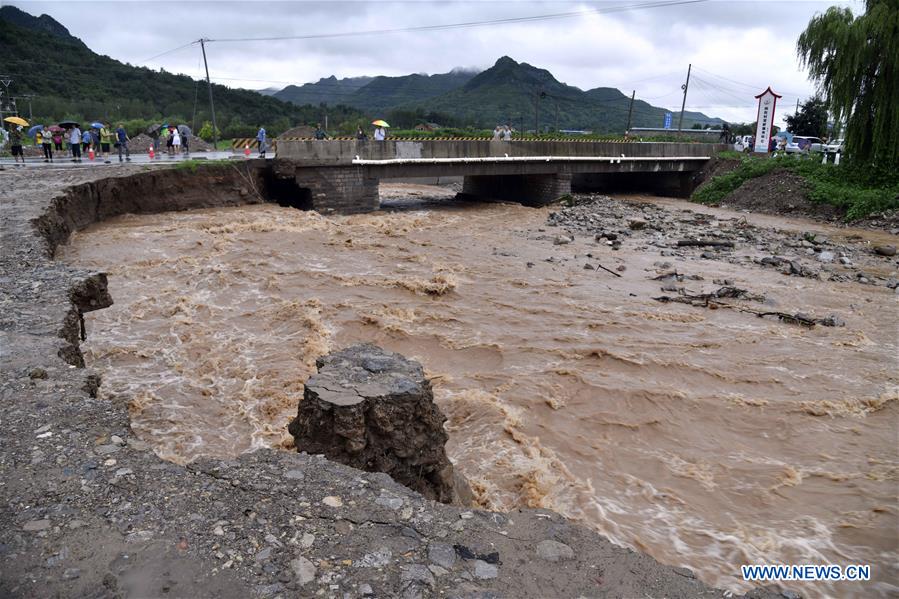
[
  {"xmin": 127, "ymin": 133, "xmax": 214, "ymax": 153},
  {"xmin": 547, "ymin": 194, "xmax": 899, "ymax": 292},
  {"xmin": 289, "ymin": 344, "xmax": 468, "ymax": 504}
]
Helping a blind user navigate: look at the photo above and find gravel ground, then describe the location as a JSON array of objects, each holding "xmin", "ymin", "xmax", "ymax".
[
  {"xmin": 547, "ymin": 194, "xmax": 899, "ymax": 293},
  {"xmin": 0, "ymin": 165, "xmax": 791, "ymax": 598}
]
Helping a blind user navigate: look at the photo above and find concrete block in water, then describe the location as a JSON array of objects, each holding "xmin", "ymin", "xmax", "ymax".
[{"xmin": 288, "ymin": 344, "xmax": 469, "ymax": 504}]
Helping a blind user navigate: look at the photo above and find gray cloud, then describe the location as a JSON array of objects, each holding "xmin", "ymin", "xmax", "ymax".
[{"xmin": 7, "ymin": 0, "xmax": 859, "ymax": 124}]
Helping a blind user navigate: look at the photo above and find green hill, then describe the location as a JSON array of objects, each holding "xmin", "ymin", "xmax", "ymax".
[
  {"xmin": 0, "ymin": 6, "xmax": 363, "ymax": 138},
  {"xmin": 275, "ymin": 75, "xmax": 374, "ymax": 107},
  {"xmin": 275, "ymin": 69, "xmax": 478, "ymax": 115},
  {"xmin": 413, "ymin": 57, "xmax": 722, "ymax": 132}
]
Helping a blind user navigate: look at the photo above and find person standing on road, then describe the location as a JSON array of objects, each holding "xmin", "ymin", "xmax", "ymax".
[
  {"xmin": 492, "ymin": 125, "xmax": 502, "ymax": 140},
  {"xmin": 90, "ymin": 127, "xmax": 101, "ymax": 159},
  {"xmin": 256, "ymin": 126, "xmax": 267, "ymax": 157},
  {"xmin": 148, "ymin": 127, "xmax": 161, "ymax": 157},
  {"xmin": 40, "ymin": 127, "xmax": 53, "ymax": 162},
  {"xmin": 9, "ymin": 126, "xmax": 25, "ymax": 164},
  {"xmin": 172, "ymin": 128, "xmax": 181, "ymax": 155},
  {"xmin": 313, "ymin": 123, "xmax": 327, "ymax": 140},
  {"xmin": 69, "ymin": 126, "xmax": 82, "ymax": 162},
  {"xmin": 52, "ymin": 130, "xmax": 63, "ymax": 151},
  {"xmin": 81, "ymin": 128, "xmax": 92, "ymax": 154},
  {"xmin": 356, "ymin": 127, "xmax": 367, "ymax": 140},
  {"xmin": 166, "ymin": 126, "xmax": 175, "ymax": 156},
  {"xmin": 115, "ymin": 124, "xmax": 130, "ymax": 162},
  {"xmin": 374, "ymin": 126, "xmax": 386, "ymax": 141},
  {"xmin": 502, "ymin": 124, "xmax": 512, "ymax": 141},
  {"xmin": 100, "ymin": 124, "xmax": 114, "ymax": 163}
]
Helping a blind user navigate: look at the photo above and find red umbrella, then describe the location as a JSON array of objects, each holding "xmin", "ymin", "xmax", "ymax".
[{"xmin": 47, "ymin": 125, "xmax": 65, "ymax": 133}]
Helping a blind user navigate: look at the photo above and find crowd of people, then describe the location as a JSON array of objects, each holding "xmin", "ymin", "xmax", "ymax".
[{"xmin": 4, "ymin": 122, "xmax": 132, "ymax": 164}]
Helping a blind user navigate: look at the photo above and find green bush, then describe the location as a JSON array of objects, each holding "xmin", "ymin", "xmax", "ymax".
[{"xmin": 693, "ymin": 154, "xmax": 899, "ymax": 220}]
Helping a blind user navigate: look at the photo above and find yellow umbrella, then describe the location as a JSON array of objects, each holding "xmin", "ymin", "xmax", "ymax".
[
  {"xmin": 4, "ymin": 116, "xmax": 29, "ymax": 127},
  {"xmin": 371, "ymin": 119, "xmax": 390, "ymax": 127}
]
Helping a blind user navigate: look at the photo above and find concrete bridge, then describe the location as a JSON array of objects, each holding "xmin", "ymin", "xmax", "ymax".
[{"xmin": 272, "ymin": 140, "xmax": 725, "ymax": 213}]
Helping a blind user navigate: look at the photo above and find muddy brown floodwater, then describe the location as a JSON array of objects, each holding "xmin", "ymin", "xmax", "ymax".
[{"xmin": 59, "ymin": 184, "xmax": 898, "ymax": 597}]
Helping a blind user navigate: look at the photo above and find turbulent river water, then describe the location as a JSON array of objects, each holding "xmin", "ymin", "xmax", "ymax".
[{"xmin": 59, "ymin": 184, "xmax": 898, "ymax": 596}]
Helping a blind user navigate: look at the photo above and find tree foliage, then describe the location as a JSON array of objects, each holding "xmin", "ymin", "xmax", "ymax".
[
  {"xmin": 785, "ymin": 96, "xmax": 829, "ymax": 137},
  {"xmin": 797, "ymin": 0, "xmax": 899, "ymax": 165}
]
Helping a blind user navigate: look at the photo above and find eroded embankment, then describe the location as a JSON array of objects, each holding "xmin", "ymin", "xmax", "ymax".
[{"xmin": 0, "ymin": 164, "xmax": 761, "ymax": 599}]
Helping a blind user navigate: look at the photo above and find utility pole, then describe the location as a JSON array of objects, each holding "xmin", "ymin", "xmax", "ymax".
[
  {"xmin": 625, "ymin": 89, "xmax": 635, "ymax": 133},
  {"xmin": 677, "ymin": 63, "xmax": 691, "ymax": 134},
  {"xmin": 191, "ymin": 80, "xmax": 200, "ymax": 134},
  {"xmin": 795, "ymin": 98, "xmax": 800, "ymax": 114},
  {"xmin": 534, "ymin": 90, "xmax": 540, "ymax": 133},
  {"xmin": 199, "ymin": 39, "xmax": 219, "ymax": 150}
]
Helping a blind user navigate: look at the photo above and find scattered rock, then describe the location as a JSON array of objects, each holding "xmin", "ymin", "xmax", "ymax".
[
  {"xmin": 400, "ymin": 564, "xmax": 435, "ymax": 586},
  {"xmin": 553, "ymin": 235, "xmax": 573, "ymax": 245},
  {"xmin": 815, "ymin": 251, "xmax": 835, "ymax": 263},
  {"xmin": 874, "ymin": 245, "xmax": 896, "ymax": 257},
  {"xmin": 427, "ymin": 543, "xmax": 456, "ymax": 570},
  {"xmin": 290, "ymin": 557, "xmax": 316, "ymax": 585},
  {"xmin": 29, "ymin": 368, "xmax": 48, "ymax": 380},
  {"xmin": 62, "ymin": 568, "xmax": 81, "ymax": 580},
  {"xmin": 473, "ymin": 560, "xmax": 498, "ymax": 579},
  {"xmin": 628, "ymin": 219, "xmax": 646, "ymax": 230},
  {"xmin": 23, "ymin": 519, "xmax": 51, "ymax": 531},
  {"xmin": 322, "ymin": 496, "xmax": 343, "ymax": 508},
  {"xmin": 536, "ymin": 540, "xmax": 575, "ymax": 562}
]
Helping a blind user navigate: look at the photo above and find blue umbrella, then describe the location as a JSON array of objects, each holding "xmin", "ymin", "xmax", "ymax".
[
  {"xmin": 27, "ymin": 124, "xmax": 44, "ymax": 138},
  {"xmin": 90, "ymin": 121, "xmax": 104, "ymax": 129}
]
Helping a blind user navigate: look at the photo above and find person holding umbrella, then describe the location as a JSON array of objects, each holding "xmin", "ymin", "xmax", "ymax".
[
  {"xmin": 81, "ymin": 127, "xmax": 92, "ymax": 155},
  {"xmin": 4, "ymin": 116, "xmax": 29, "ymax": 164},
  {"xmin": 372, "ymin": 119, "xmax": 389, "ymax": 141},
  {"xmin": 89, "ymin": 123, "xmax": 102, "ymax": 160},
  {"xmin": 147, "ymin": 124, "xmax": 162, "ymax": 158},
  {"xmin": 177, "ymin": 125, "xmax": 191, "ymax": 155},
  {"xmin": 9, "ymin": 125, "xmax": 25, "ymax": 164}
]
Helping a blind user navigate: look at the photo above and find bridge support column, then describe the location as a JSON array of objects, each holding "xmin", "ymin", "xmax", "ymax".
[
  {"xmin": 461, "ymin": 173, "xmax": 571, "ymax": 207},
  {"xmin": 292, "ymin": 166, "xmax": 380, "ymax": 214}
]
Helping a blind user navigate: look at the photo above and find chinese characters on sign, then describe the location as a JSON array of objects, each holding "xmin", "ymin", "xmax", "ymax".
[{"xmin": 753, "ymin": 87, "xmax": 782, "ymax": 153}]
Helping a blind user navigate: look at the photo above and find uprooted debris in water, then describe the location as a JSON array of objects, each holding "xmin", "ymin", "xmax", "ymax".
[
  {"xmin": 653, "ymin": 286, "xmax": 766, "ymax": 306},
  {"xmin": 676, "ymin": 239, "xmax": 735, "ymax": 248},
  {"xmin": 653, "ymin": 286, "xmax": 845, "ymax": 328}
]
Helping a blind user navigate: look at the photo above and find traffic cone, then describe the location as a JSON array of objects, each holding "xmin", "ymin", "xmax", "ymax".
[
  {"xmin": 89, "ymin": 147, "xmax": 95, "ymax": 161},
  {"xmin": 244, "ymin": 144, "xmax": 251, "ymax": 158},
  {"xmin": 149, "ymin": 145, "xmax": 155, "ymax": 160}
]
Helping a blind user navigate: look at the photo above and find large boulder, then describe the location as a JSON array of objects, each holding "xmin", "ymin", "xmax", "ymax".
[{"xmin": 288, "ymin": 344, "xmax": 468, "ymax": 504}]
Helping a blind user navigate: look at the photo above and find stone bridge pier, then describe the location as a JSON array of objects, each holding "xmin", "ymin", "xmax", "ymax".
[{"xmin": 461, "ymin": 173, "xmax": 572, "ymax": 206}]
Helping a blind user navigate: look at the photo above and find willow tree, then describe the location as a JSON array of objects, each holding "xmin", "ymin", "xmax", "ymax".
[{"xmin": 797, "ymin": 0, "xmax": 898, "ymax": 166}]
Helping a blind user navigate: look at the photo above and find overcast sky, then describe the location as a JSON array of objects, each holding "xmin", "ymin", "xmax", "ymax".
[{"xmin": 6, "ymin": 0, "xmax": 860, "ymax": 126}]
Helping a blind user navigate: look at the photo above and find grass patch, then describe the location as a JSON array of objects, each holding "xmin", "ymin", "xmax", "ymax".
[
  {"xmin": 693, "ymin": 154, "xmax": 899, "ymax": 220},
  {"xmin": 714, "ymin": 149, "xmax": 744, "ymax": 160}
]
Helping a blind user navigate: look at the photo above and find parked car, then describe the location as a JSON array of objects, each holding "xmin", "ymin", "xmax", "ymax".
[
  {"xmin": 734, "ymin": 135, "xmax": 754, "ymax": 152},
  {"xmin": 824, "ymin": 138, "xmax": 845, "ymax": 153},
  {"xmin": 785, "ymin": 136, "xmax": 824, "ymax": 154}
]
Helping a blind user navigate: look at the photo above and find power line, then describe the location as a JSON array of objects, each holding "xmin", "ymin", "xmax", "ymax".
[{"xmin": 205, "ymin": 0, "xmax": 708, "ymax": 43}]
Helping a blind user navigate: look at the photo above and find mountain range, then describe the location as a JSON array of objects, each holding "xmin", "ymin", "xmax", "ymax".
[
  {"xmin": 275, "ymin": 56, "xmax": 723, "ymax": 132},
  {"xmin": 1, "ymin": 5, "xmax": 723, "ymax": 135}
]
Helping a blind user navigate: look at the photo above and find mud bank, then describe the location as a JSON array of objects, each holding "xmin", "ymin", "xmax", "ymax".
[{"xmin": 0, "ymin": 164, "xmax": 786, "ymax": 598}]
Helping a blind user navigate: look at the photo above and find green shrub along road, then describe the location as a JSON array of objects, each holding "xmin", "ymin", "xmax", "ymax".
[{"xmin": 696, "ymin": 154, "xmax": 899, "ymax": 221}]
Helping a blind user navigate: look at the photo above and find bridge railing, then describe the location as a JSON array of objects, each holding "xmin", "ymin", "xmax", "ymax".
[{"xmin": 275, "ymin": 139, "xmax": 727, "ymax": 165}]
